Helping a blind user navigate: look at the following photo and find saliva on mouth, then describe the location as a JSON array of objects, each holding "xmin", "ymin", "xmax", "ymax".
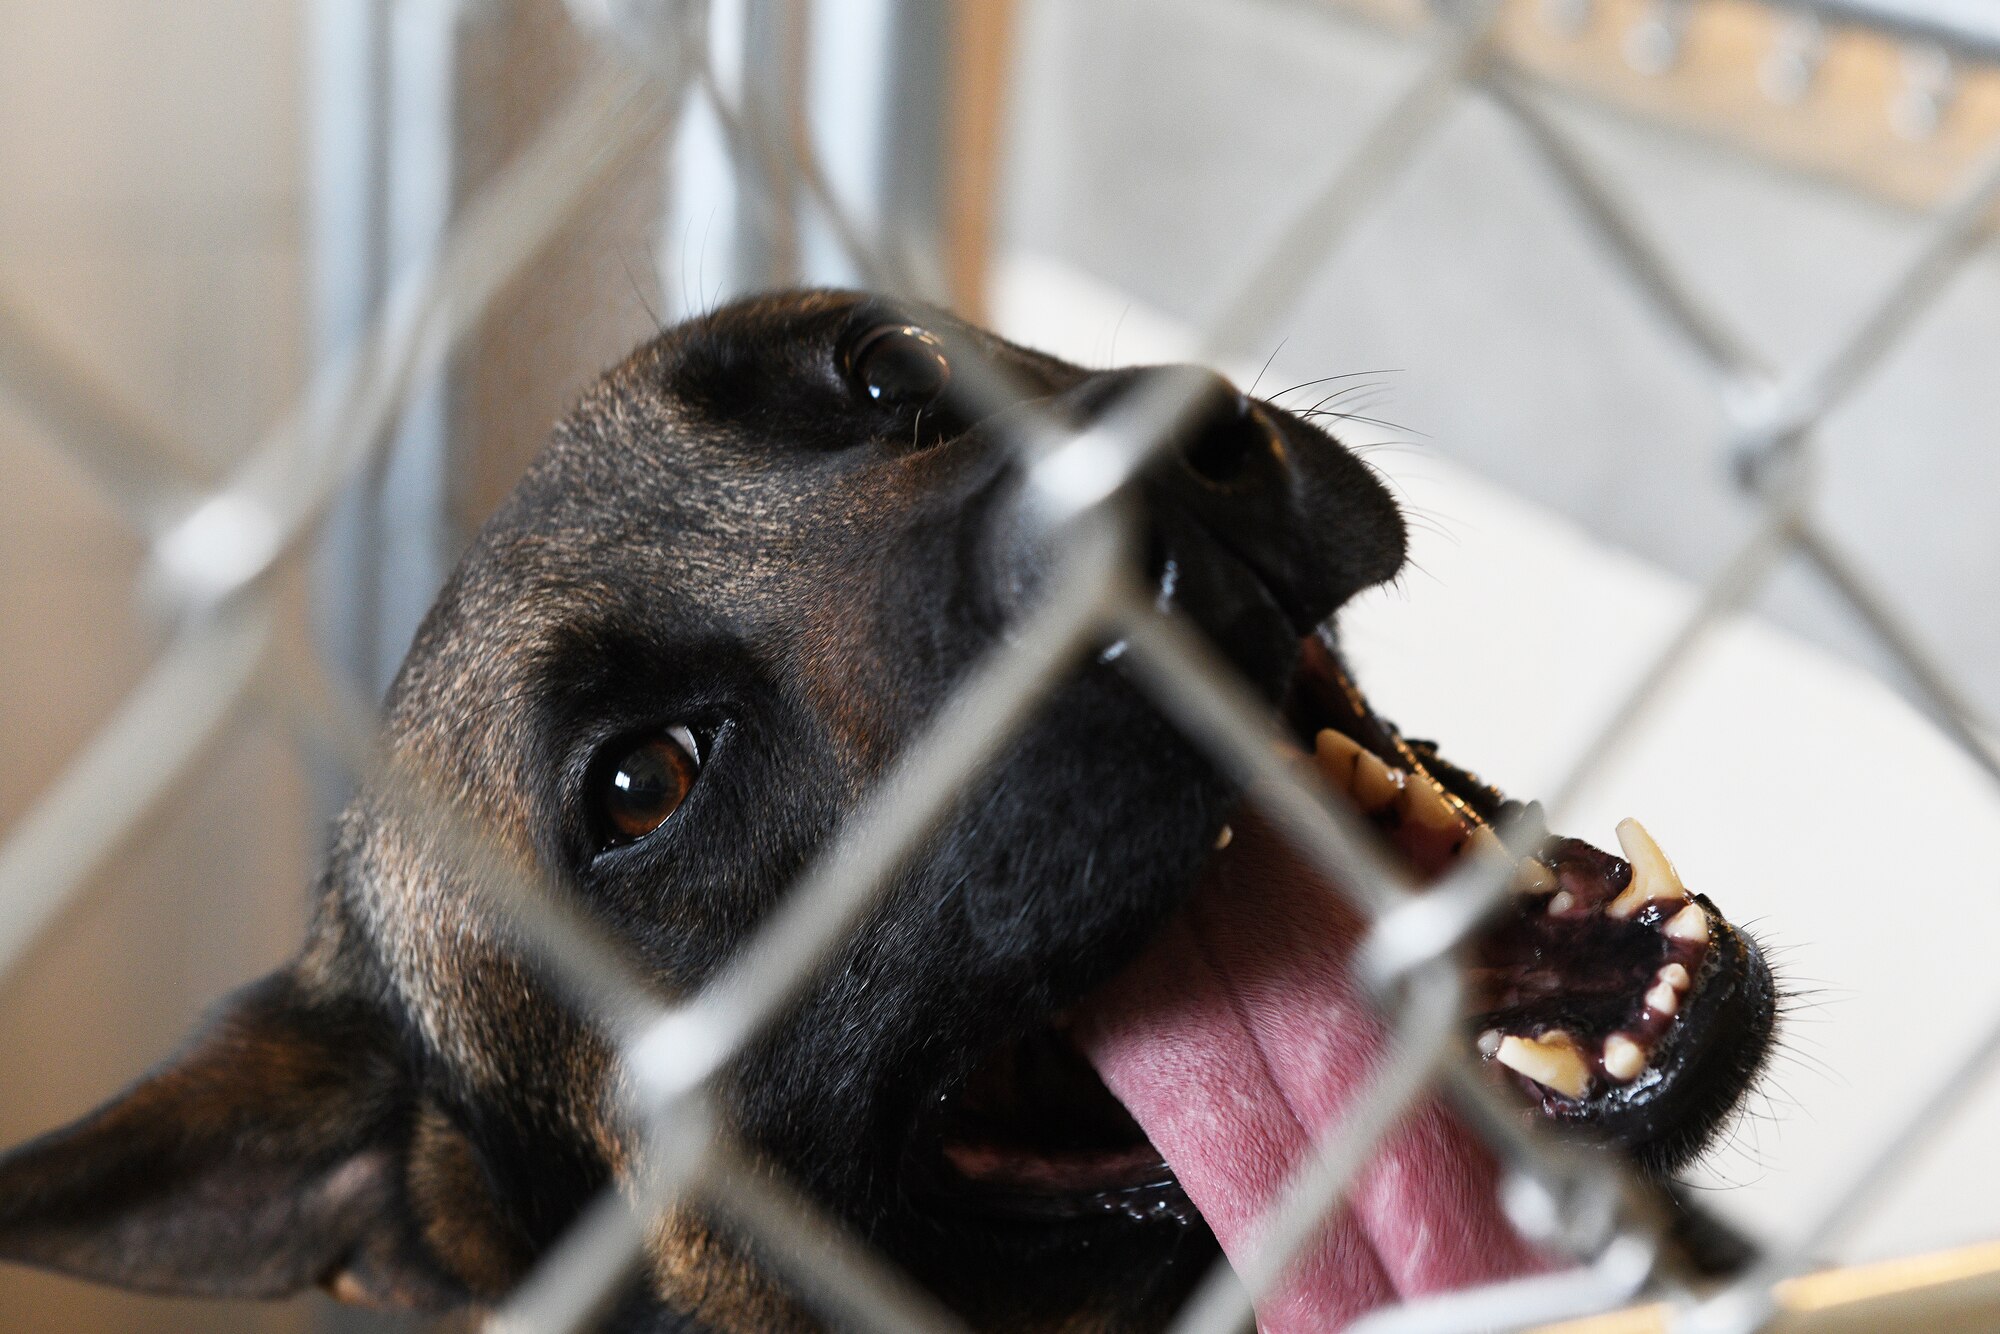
[{"xmin": 910, "ymin": 632, "xmax": 1772, "ymax": 1258}]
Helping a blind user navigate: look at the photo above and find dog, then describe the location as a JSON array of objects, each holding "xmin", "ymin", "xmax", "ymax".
[{"xmin": 0, "ymin": 290, "xmax": 1776, "ymax": 1331}]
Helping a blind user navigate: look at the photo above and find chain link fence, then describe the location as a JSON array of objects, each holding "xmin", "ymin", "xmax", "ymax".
[{"xmin": 4, "ymin": 0, "xmax": 2000, "ymax": 1330}]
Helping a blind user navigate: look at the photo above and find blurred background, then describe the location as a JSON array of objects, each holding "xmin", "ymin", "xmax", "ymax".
[{"xmin": 3, "ymin": 0, "xmax": 1999, "ymax": 1329}]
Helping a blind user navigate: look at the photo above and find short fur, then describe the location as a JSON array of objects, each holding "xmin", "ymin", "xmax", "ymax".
[{"xmin": 0, "ymin": 291, "xmax": 1750, "ymax": 1330}]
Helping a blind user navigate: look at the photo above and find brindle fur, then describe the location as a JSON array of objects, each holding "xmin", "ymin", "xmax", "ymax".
[{"xmin": 0, "ymin": 290, "xmax": 1608, "ymax": 1330}]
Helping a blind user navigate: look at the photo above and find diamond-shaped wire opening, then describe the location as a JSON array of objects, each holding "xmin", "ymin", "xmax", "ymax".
[{"xmin": 2, "ymin": 3, "xmax": 1999, "ymax": 1333}]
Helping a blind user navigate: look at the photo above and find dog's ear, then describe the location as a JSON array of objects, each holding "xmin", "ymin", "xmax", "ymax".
[{"xmin": 0, "ymin": 966, "xmax": 457, "ymax": 1308}]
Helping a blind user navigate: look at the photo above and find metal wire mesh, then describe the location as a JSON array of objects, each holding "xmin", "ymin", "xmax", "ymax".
[{"xmin": 4, "ymin": 0, "xmax": 1999, "ymax": 1331}]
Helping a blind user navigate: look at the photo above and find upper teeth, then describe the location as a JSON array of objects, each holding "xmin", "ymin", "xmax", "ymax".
[
  {"xmin": 1354, "ymin": 750, "xmax": 1406, "ymax": 811},
  {"xmin": 1609, "ymin": 818, "xmax": 1687, "ymax": 919},
  {"xmin": 1461, "ymin": 825, "xmax": 1506, "ymax": 863},
  {"xmin": 1398, "ymin": 773, "xmax": 1463, "ymax": 834},
  {"xmin": 1314, "ymin": 728, "xmax": 1364, "ymax": 775},
  {"xmin": 1494, "ymin": 1031, "xmax": 1591, "ymax": 1099},
  {"xmin": 1314, "ymin": 727, "xmax": 1407, "ymax": 813},
  {"xmin": 1320, "ymin": 724, "xmax": 1400, "ymax": 808},
  {"xmin": 1309, "ymin": 732, "xmax": 1719, "ymax": 1077}
]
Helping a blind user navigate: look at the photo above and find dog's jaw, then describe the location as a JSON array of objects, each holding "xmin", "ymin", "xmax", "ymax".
[
  {"xmin": 0, "ymin": 292, "xmax": 1779, "ymax": 1334},
  {"xmin": 1075, "ymin": 819, "xmax": 1551, "ymax": 1328},
  {"xmin": 900, "ymin": 635, "xmax": 1775, "ymax": 1329}
]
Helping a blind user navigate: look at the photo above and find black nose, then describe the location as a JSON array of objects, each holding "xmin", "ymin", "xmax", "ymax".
[
  {"xmin": 1105, "ymin": 365, "xmax": 1405, "ymax": 630},
  {"xmin": 1173, "ymin": 375, "xmax": 1272, "ymax": 489},
  {"xmin": 974, "ymin": 364, "xmax": 1406, "ymax": 660}
]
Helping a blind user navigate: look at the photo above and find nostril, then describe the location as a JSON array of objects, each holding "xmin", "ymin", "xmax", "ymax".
[{"xmin": 1183, "ymin": 392, "xmax": 1268, "ymax": 488}]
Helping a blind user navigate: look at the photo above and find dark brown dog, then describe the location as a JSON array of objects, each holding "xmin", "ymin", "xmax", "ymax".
[{"xmin": 0, "ymin": 291, "xmax": 1774, "ymax": 1330}]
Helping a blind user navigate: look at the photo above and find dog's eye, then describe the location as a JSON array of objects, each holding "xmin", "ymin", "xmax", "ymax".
[
  {"xmin": 594, "ymin": 726, "xmax": 700, "ymax": 848},
  {"xmin": 845, "ymin": 323, "xmax": 951, "ymax": 409}
]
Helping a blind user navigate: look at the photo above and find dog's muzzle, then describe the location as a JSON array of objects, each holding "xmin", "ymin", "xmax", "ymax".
[{"xmin": 977, "ymin": 364, "xmax": 1407, "ymax": 664}]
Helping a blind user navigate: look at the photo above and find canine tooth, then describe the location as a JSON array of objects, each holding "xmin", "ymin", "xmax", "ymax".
[
  {"xmin": 1353, "ymin": 751, "xmax": 1405, "ymax": 811},
  {"xmin": 1515, "ymin": 859, "xmax": 1558, "ymax": 896},
  {"xmin": 1548, "ymin": 890, "xmax": 1577, "ymax": 916},
  {"xmin": 1602, "ymin": 1035, "xmax": 1647, "ymax": 1082},
  {"xmin": 1494, "ymin": 1033, "xmax": 1591, "ymax": 1099},
  {"xmin": 1658, "ymin": 963, "xmax": 1691, "ymax": 992},
  {"xmin": 1477, "ymin": 1028, "xmax": 1503, "ymax": 1056},
  {"xmin": 1664, "ymin": 902, "xmax": 1708, "ymax": 942},
  {"xmin": 1214, "ymin": 824, "xmax": 1234, "ymax": 851},
  {"xmin": 1645, "ymin": 980, "xmax": 1680, "ymax": 1016},
  {"xmin": 1399, "ymin": 774, "xmax": 1460, "ymax": 834},
  {"xmin": 1609, "ymin": 818, "xmax": 1686, "ymax": 919}
]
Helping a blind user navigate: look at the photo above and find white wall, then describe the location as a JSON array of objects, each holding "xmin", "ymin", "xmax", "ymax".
[{"xmin": 1001, "ymin": 0, "xmax": 2000, "ymax": 726}]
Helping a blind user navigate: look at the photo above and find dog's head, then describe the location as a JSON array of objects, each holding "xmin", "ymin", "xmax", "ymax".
[{"xmin": 0, "ymin": 291, "xmax": 1775, "ymax": 1330}]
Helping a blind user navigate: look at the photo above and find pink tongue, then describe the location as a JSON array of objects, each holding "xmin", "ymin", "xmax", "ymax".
[{"xmin": 1074, "ymin": 817, "xmax": 1549, "ymax": 1330}]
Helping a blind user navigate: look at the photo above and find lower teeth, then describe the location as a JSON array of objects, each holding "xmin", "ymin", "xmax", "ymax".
[{"xmin": 1304, "ymin": 727, "xmax": 1717, "ymax": 1101}]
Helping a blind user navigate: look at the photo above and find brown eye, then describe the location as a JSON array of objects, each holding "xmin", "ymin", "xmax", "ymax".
[
  {"xmin": 596, "ymin": 726, "xmax": 700, "ymax": 848},
  {"xmin": 846, "ymin": 323, "xmax": 951, "ymax": 408}
]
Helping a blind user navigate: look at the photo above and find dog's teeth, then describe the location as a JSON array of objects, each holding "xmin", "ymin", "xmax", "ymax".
[
  {"xmin": 1213, "ymin": 824, "xmax": 1234, "ymax": 851},
  {"xmin": 1317, "ymin": 730, "xmax": 1407, "ymax": 812},
  {"xmin": 1398, "ymin": 774, "xmax": 1461, "ymax": 834},
  {"xmin": 1609, "ymin": 818, "xmax": 1687, "ymax": 919},
  {"xmin": 1663, "ymin": 902, "xmax": 1709, "ymax": 942},
  {"xmin": 1514, "ymin": 858, "xmax": 1558, "ymax": 896},
  {"xmin": 1462, "ymin": 825, "xmax": 1506, "ymax": 862},
  {"xmin": 1315, "ymin": 728, "xmax": 1363, "ymax": 779},
  {"xmin": 1602, "ymin": 1034, "xmax": 1648, "ymax": 1082},
  {"xmin": 1477, "ymin": 1028, "xmax": 1504, "ymax": 1056},
  {"xmin": 1494, "ymin": 1032, "xmax": 1591, "ymax": 1099},
  {"xmin": 1644, "ymin": 964, "xmax": 1690, "ymax": 1018},
  {"xmin": 1548, "ymin": 889, "xmax": 1578, "ymax": 915},
  {"xmin": 1353, "ymin": 750, "xmax": 1406, "ymax": 812}
]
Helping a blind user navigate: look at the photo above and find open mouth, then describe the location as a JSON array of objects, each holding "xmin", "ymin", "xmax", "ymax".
[
  {"xmin": 908, "ymin": 631, "xmax": 1774, "ymax": 1325},
  {"xmin": 906, "ymin": 1024, "xmax": 1194, "ymax": 1225}
]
